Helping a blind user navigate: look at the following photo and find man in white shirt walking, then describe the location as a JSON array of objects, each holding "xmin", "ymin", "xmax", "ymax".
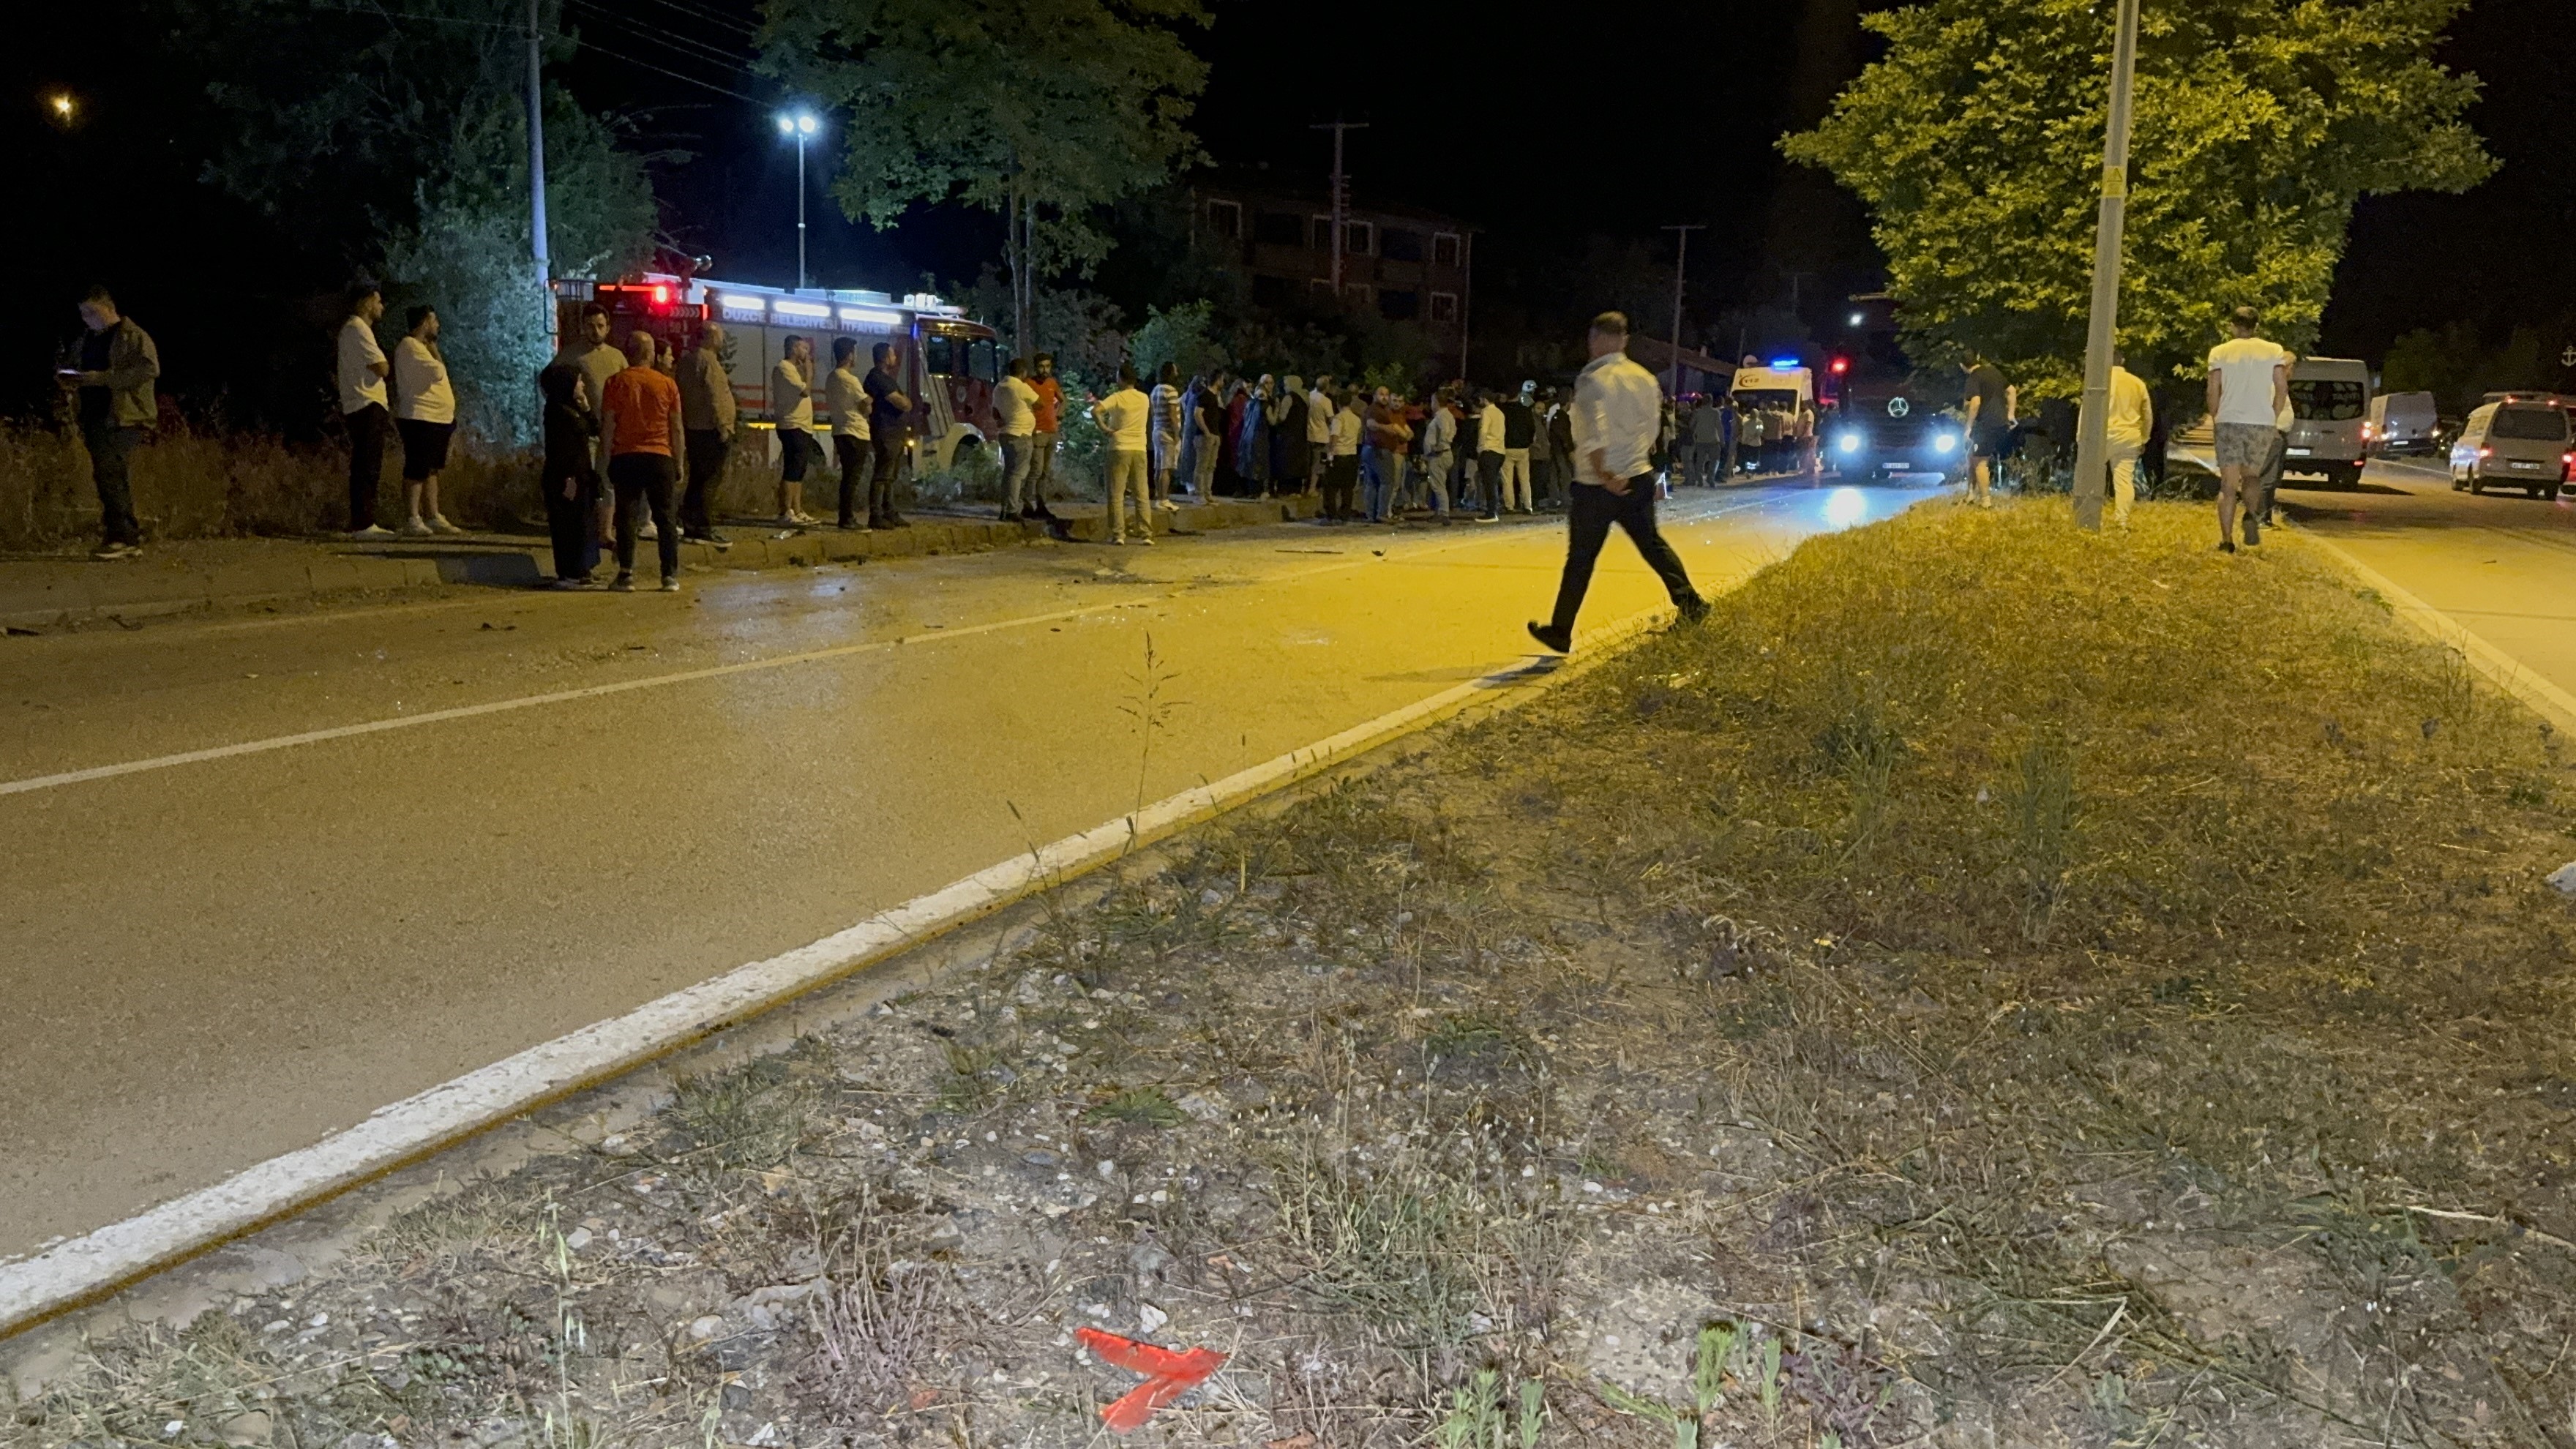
[
  {"xmin": 337, "ymin": 283, "xmax": 392, "ymax": 537},
  {"xmin": 2206, "ymin": 305, "xmax": 2290, "ymax": 552},
  {"xmin": 994, "ymin": 356, "xmax": 1041, "ymax": 521},
  {"xmin": 1093, "ymin": 363, "xmax": 1154, "ymax": 545},
  {"xmin": 1527, "ymin": 312, "xmax": 1707, "ymax": 654}
]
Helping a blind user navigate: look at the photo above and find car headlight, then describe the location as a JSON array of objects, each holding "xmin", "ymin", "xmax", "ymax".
[
  {"xmin": 1932, "ymin": 432, "xmax": 1957, "ymax": 454},
  {"xmin": 1836, "ymin": 433, "xmax": 1861, "ymax": 454}
]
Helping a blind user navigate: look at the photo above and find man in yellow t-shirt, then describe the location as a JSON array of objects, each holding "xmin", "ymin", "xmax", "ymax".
[{"xmin": 2104, "ymin": 348, "xmax": 2154, "ymax": 528}]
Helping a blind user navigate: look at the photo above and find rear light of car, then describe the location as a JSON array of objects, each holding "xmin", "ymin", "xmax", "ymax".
[
  {"xmin": 2479, "ymin": 446, "xmax": 2493, "ymax": 457},
  {"xmin": 2360, "ymin": 422, "xmax": 2373, "ymax": 439}
]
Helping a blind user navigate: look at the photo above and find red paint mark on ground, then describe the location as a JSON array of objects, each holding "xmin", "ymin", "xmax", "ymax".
[{"xmin": 1076, "ymin": 1326, "xmax": 1228, "ymax": 1432}]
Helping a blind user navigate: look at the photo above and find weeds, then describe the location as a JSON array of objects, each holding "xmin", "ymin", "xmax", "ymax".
[
  {"xmin": 1086, "ymin": 1085, "xmax": 1186, "ymax": 1128},
  {"xmin": 1434, "ymin": 1370, "xmax": 1545, "ymax": 1449},
  {"xmin": 803, "ymin": 1185, "xmax": 948, "ymax": 1420},
  {"xmin": 2005, "ymin": 732, "xmax": 2077, "ymax": 944},
  {"xmin": 1273, "ymin": 1152, "xmax": 1497, "ymax": 1348},
  {"xmin": 667, "ymin": 1053, "xmax": 817, "ymax": 1177}
]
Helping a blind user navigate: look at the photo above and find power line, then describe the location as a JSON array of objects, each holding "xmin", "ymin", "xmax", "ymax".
[
  {"xmin": 301, "ymin": 3, "xmax": 768, "ymax": 107},
  {"xmin": 626, "ymin": 0, "xmax": 763, "ymax": 40},
  {"xmin": 565, "ymin": 32, "xmax": 764, "ymax": 101},
  {"xmin": 565, "ymin": 0, "xmax": 754, "ymax": 70}
]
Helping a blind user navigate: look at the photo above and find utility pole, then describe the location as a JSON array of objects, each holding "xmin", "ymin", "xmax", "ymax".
[
  {"xmin": 1783, "ymin": 269, "xmax": 1815, "ymax": 321},
  {"xmin": 1662, "ymin": 225, "xmax": 1705, "ymax": 398},
  {"xmin": 2071, "ymin": 0, "xmax": 2142, "ymax": 531},
  {"xmin": 1310, "ymin": 119, "xmax": 1368, "ymax": 300},
  {"xmin": 525, "ymin": 0, "xmax": 550, "ymax": 345}
]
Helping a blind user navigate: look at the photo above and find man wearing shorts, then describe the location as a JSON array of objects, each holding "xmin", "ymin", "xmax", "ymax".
[
  {"xmin": 1962, "ymin": 351, "xmax": 2012, "ymax": 508},
  {"xmin": 2206, "ymin": 306, "xmax": 2290, "ymax": 553}
]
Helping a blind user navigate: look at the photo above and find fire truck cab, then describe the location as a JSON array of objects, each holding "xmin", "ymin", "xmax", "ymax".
[{"xmin": 555, "ymin": 274, "xmax": 1002, "ymax": 473}]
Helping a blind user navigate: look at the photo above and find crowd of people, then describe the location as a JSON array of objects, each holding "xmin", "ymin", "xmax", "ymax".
[
  {"xmin": 1144, "ymin": 370, "xmax": 1579, "ymax": 525},
  {"xmin": 47, "ymin": 279, "xmax": 2300, "ymax": 575},
  {"xmin": 1669, "ymin": 392, "xmax": 1820, "ymax": 485}
]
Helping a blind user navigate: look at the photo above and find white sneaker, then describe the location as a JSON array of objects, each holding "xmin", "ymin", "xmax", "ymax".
[
  {"xmin": 427, "ymin": 515, "xmax": 461, "ymax": 534},
  {"xmin": 1158, "ymin": 499, "xmax": 1180, "ymax": 512},
  {"xmin": 350, "ymin": 523, "xmax": 394, "ymax": 539},
  {"xmin": 400, "ymin": 517, "xmax": 433, "ymax": 536},
  {"xmin": 776, "ymin": 513, "xmax": 801, "ymax": 529},
  {"xmin": 1135, "ymin": 535, "xmax": 1155, "ymax": 545},
  {"xmin": 638, "ymin": 520, "xmax": 659, "ymax": 540}
]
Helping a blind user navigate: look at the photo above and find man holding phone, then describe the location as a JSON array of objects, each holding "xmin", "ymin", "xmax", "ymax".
[{"xmin": 59, "ymin": 285, "xmax": 160, "ymax": 561}]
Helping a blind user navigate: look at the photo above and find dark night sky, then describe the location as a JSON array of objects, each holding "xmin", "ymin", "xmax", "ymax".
[{"xmin": 5, "ymin": 0, "xmax": 2567, "ymax": 413}]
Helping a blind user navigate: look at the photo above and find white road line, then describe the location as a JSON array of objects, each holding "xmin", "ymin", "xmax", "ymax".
[
  {"xmin": 0, "ymin": 494, "xmax": 1777, "ymax": 799},
  {"xmin": 2290, "ymin": 530, "xmax": 2576, "ymax": 736},
  {"xmin": 0, "ymin": 599, "xmax": 1120, "ymax": 798},
  {"xmin": 0, "ymin": 602, "xmax": 1670, "ymax": 1336}
]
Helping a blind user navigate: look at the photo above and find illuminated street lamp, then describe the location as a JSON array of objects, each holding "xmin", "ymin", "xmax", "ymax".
[
  {"xmin": 48, "ymin": 91, "xmax": 77, "ymax": 125},
  {"xmin": 776, "ymin": 110, "xmax": 820, "ymax": 291}
]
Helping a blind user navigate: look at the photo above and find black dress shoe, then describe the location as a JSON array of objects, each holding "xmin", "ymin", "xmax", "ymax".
[{"xmin": 1526, "ymin": 621, "xmax": 1572, "ymax": 654}]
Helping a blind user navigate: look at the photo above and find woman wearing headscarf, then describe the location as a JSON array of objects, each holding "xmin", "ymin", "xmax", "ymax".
[
  {"xmin": 1271, "ymin": 375, "xmax": 1310, "ymax": 498},
  {"xmin": 1221, "ymin": 379, "xmax": 1251, "ymax": 495},
  {"xmin": 1237, "ymin": 374, "xmax": 1274, "ymax": 494}
]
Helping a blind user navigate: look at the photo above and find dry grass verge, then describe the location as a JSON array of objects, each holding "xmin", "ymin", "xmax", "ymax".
[{"xmin": 12, "ymin": 498, "xmax": 2576, "ymax": 1448}]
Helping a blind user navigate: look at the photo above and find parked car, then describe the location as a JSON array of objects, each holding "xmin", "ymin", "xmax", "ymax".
[
  {"xmin": 2365, "ymin": 391, "xmax": 2439, "ymax": 456},
  {"xmin": 2449, "ymin": 396, "xmax": 2573, "ymax": 498},
  {"xmin": 2281, "ymin": 357, "xmax": 2370, "ymax": 488}
]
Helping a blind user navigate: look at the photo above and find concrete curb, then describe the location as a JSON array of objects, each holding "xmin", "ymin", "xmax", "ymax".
[
  {"xmin": 0, "ymin": 496, "xmax": 1320, "ymax": 632},
  {"xmin": 2285, "ymin": 527, "xmax": 2576, "ymax": 736},
  {"xmin": 0, "ymin": 580, "xmax": 1677, "ymax": 1341}
]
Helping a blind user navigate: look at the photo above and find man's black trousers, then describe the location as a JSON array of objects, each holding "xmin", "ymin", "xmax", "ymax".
[{"xmin": 1546, "ymin": 476, "xmax": 1699, "ymax": 634}]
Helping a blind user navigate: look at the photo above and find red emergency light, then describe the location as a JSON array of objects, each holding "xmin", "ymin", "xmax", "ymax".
[{"xmin": 1830, "ymin": 357, "xmax": 1849, "ymax": 374}]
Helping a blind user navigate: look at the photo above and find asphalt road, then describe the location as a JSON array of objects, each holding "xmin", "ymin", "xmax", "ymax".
[
  {"xmin": 0, "ymin": 482, "xmax": 1936, "ymax": 1261},
  {"xmin": 2266, "ymin": 455, "xmax": 2576, "ymax": 705}
]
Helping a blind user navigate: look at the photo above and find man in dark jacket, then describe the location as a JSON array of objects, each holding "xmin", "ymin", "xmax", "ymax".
[{"xmin": 59, "ymin": 285, "xmax": 160, "ymax": 560}]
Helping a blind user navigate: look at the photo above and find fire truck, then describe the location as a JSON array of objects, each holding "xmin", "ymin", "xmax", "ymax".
[{"xmin": 553, "ymin": 274, "xmax": 1003, "ymax": 473}]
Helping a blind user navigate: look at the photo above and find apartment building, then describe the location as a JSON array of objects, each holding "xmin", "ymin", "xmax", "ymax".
[{"xmin": 1194, "ymin": 178, "xmax": 1476, "ymax": 359}]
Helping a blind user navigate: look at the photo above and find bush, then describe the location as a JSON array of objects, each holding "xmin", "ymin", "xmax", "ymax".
[{"xmin": 0, "ymin": 419, "xmax": 538, "ymax": 550}]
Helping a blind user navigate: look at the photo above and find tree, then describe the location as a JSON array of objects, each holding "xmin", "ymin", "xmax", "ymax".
[
  {"xmin": 187, "ymin": 0, "xmax": 656, "ymax": 443},
  {"xmin": 1784, "ymin": 0, "xmax": 2494, "ymax": 393},
  {"xmin": 763, "ymin": 0, "xmax": 1210, "ymax": 359},
  {"xmin": 1128, "ymin": 302, "xmax": 1229, "ymax": 386},
  {"xmin": 378, "ymin": 94, "xmax": 657, "ymax": 444}
]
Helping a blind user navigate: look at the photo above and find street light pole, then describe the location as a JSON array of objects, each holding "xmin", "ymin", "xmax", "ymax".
[
  {"xmin": 778, "ymin": 112, "xmax": 820, "ymax": 291},
  {"xmin": 1662, "ymin": 224, "xmax": 1704, "ymax": 399},
  {"xmin": 2072, "ymin": 0, "xmax": 2142, "ymax": 531},
  {"xmin": 525, "ymin": 0, "xmax": 550, "ymax": 345}
]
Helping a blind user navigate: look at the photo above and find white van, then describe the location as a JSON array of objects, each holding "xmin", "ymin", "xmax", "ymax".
[
  {"xmin": 2449, "ymin": 396, "xmax": 2572, "ymax": 498},
  {"xmin": 2283, "ymin": 357, "xmax": 2371, "ymax": 489},
  {"xmin": 2365, "ymin": 391, "xmax": 2438, "ymax": 457}
]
